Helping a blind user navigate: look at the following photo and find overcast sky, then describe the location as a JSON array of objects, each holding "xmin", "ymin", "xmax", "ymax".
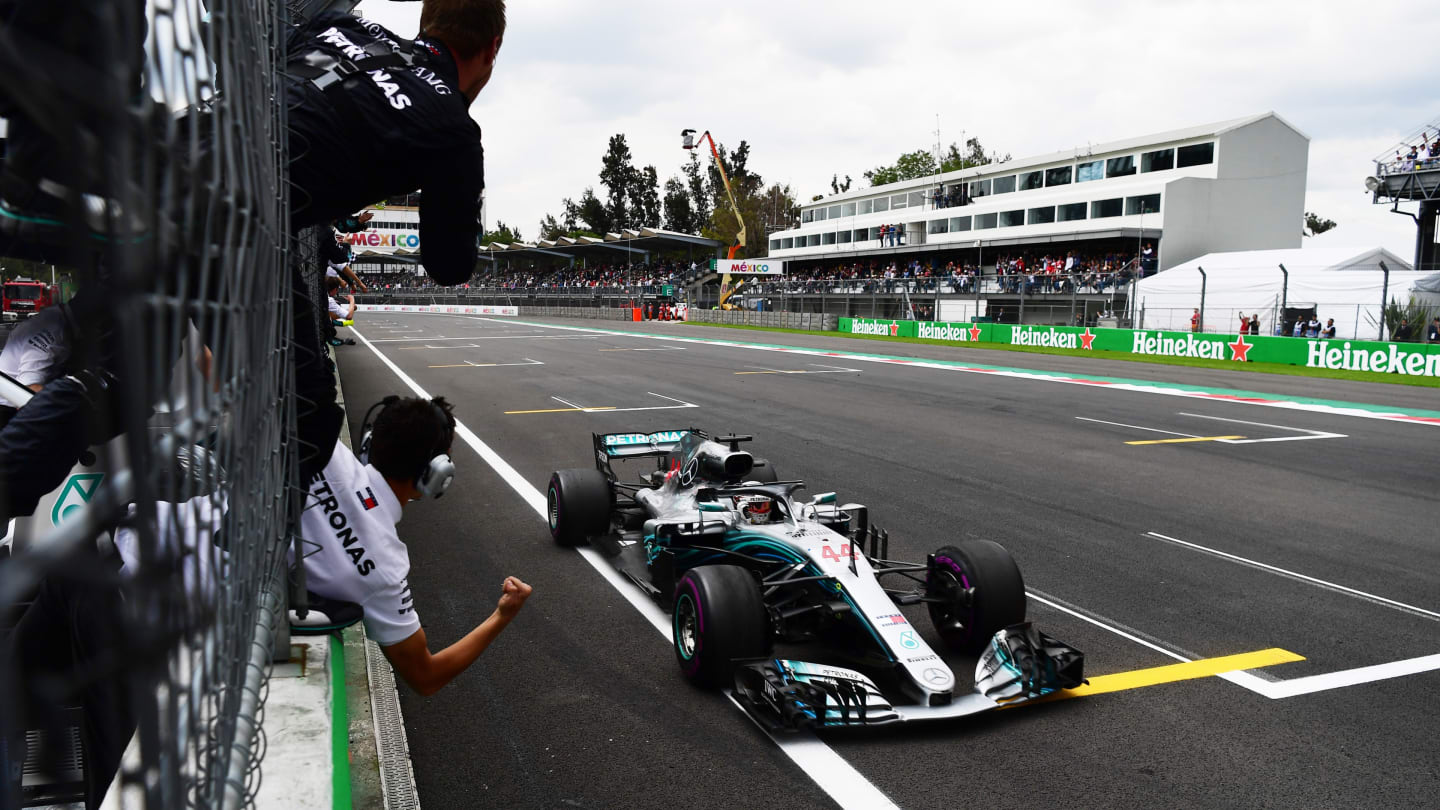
[{"xmin": 355, "ymin": 0, "xmax": 1438, "ymax": 262}]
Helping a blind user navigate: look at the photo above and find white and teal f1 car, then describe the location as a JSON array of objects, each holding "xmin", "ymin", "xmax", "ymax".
[{"xmin": 547, "ymin": 429, "xmax": 1085, "ymax": 731}]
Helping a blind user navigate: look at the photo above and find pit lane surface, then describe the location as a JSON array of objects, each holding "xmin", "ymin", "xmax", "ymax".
[{"xmin": 336, "ymin": 312, "xmax": 1440, "ymax": 810}]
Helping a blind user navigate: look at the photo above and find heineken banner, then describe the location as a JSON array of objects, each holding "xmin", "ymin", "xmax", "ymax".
[{"xmin": 837, "ymin": 319, "xmax": 1440, "ymax": 378}]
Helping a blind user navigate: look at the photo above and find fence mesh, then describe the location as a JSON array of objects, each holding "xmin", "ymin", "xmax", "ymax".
[{"xmin": 1, "ymin": 0, "xmax": 293, "ymax": 808}]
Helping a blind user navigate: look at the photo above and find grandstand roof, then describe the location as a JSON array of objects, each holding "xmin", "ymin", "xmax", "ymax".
[{"xmin": 478, "ymin": 227, "xmax": 723, "ymax": 262}]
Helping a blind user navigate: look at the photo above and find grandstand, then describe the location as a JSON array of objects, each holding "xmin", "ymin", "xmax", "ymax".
[{"xmin": 769, "ymin": 112, "xmax": 1309, "ymax": 275}]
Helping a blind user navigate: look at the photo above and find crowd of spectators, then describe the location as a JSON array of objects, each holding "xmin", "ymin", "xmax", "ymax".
[{"xmin": 1382, "ymin": 130, "xmax": 1440, "ymax": 174}]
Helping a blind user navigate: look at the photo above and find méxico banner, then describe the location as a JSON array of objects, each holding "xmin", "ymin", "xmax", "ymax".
[
  {"xmin": 836, "ymin": 319, "xmax": 1440, "ymax": 377},
  {"xmin": 712, "ymin": 259, "xmax": 785, "ymax": 276}
]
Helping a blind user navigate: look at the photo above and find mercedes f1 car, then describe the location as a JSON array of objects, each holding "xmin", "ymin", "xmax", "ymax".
[{"xmin": 547, "ymin": 429, "xmax": 1084, "ymax": 730}]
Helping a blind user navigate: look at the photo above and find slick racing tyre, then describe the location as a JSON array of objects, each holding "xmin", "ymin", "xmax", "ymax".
[
  {"xmin": 927, "ymin": 540, "xmax": 1026, "ymax": 654},
  {"xmin": 672, "ymin": 565, "xmax": 771, "ymax": 687},
  {"xmin": 748, "ymin": 458, "xmax": 779, "ymax": 484},
  {"xmin": 547, "ymin": 468, "xmax": 611, "ymax": 546}
]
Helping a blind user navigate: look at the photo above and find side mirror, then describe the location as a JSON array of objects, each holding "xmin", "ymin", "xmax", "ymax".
[
  {"xmin": 698, "ymin": 502, "xmax": 727, "ymax": 513},
  {"xmin": 811, "ymin": 492, "xmax": 836, "ymax": 506}
]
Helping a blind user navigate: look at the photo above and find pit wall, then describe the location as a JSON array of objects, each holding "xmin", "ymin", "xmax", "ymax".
[{"xmin": 840, "ymin": 318, "xmax": 1440, "ymax": 378}]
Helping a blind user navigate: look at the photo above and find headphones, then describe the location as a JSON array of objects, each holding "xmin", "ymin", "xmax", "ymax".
[{"xmin": 359, "ymin": 395, "xmax": 456, "ymax": 499}]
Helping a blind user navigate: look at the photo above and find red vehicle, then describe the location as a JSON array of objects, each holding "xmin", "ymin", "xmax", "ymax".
[{"xmin": 2, "ymin": 278, "xmax": 55, "ymax": 322}]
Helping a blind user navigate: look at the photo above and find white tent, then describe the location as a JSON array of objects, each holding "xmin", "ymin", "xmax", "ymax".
[{"xmin": 1132, "ymin": 247, "xmax": 1428, "ymax": 339}]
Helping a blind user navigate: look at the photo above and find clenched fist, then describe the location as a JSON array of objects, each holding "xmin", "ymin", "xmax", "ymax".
[{"xmin": 496, "ymin": 576, "xmax": 533, "ymax": 619}]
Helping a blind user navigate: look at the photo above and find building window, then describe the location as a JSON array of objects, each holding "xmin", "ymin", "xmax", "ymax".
[
  {"xmin": 1058, "ymin": 202, "xmax": 1087, "ymax": 222},
  {"xmin": 866, "ymin": 227, "xmax": 880, "ymax": 241},
  {"xmin": 908, "ymin": 191, "xmax": 925, "ymax": 208},
  {"xmin": 842, "ymin": 202, "xmax": 856, "ymax": 217},
  {"xmin": 1019, "ymin": 171, "xmax": 1043, "ymax": 191},
  {"xmin": 1141, "ymin": 148, "xmax": 1175, "ymax": 173},
  {"xmin": 828, "ymin": 205, "xmax": 841, "ymax": 219},
  {"xmin": 999, "ymin": 209, "xmax": 1025, "ymax": 227},
  {"xmin": 782, "ymin": 237, "xmax": 794, "ymax": 249},
  {"xmin": 838, "ymin": 230, "xmax": 852, "ymax": 243},
  {"xmin": 807, "ymin": 234, "xmax": 821, "ymax": 247},
  {"xmin": 975, "ymin": 213, "xmax": 998, "ymax": 229},
  {"xmin": 928, "ymin": 219, "xmax": 949, "ymax": 234},
  {"xmin": 992, "ymin": 175, "xmax": 1016, "ymax": 194},
  {"xmin": 1106, "ymin": 156, "xmax": 1136, "ymax": 178},
  {"xmin": 891, "ymin": 194, "xmax": 908, "ymax": 210},
  {"xmin": 1076, "ymin": 160, "xmax": 1103, "ymax": 183},
  {"xmin": 950, "ymin": 216, "xmax": 972, "ymax": 232},
  {"xmin": 873, "ymin": 197, "xmax": 889, "ymax": 213},
  {"xmin": 1027, "ymin": 206, "xmax": 1056, "ymax": 225},
  {"xmin": 858, "ymin": 199, "xmax": 873, "ymax": 215},
  {"xmin": 1177, "ymin": 142, "xmax": 1214, "ymax": 168},
  {"xmin": 1092, "ymin": 198, "xmax": 1123, "ymax": 218},
  {"xmin": 815, "ymin": 208, "xmax": 827, "ymax": 221},
  {"xmin": 770, "ymin": 239, "xmax": 780, "ymax": 251},
  {"xmin": 969, "ymin": 179, "xmax": 991, "ymax": 198},
  {"xmin": 822, "ymin": 231, "xmax": 837, "ymax": 245},
  {"xmin": 1126, "ymin": 194, "xmax": 1161, "ymax": 215},
  {"xmin": 802, "ymin": 209, "xmax": 814, "ymax": 223},
  {"xmin": 1045, "ymin": 166, "xmax": 1072, "ymax": 187}
]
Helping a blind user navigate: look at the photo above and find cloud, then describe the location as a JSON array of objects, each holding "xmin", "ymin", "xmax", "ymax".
[{"xmin": 356, "ymin": 0, "xmax": 1439, "ymax": 260}]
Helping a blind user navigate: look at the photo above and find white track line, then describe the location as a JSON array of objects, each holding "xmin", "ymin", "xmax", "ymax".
[
  {"xmin": 1074, "ymin": 416, "xmax": 1201, "ymax": 438},
  {"xmin": 1176, "ymin": 412, "xmax": 1348, "ymax": 444},
  {"xmin": 1144, "ymin": 532, "xmax": 1440, "ymax": 622},
  {"xmin": 351, "ymin": 326, "xmax": 901, "ymax": 810}
]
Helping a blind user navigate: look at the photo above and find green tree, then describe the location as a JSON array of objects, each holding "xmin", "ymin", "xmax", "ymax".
[
  {"xmin": 599, "ymin": 134, "xmax": 638, "ymax": 231},
  {"xmin": 482, "ymin": 221, "xmax": 522, "ymax": 245},
  {"xmin": 863, "ymin": 137, "xmax": 1009, "ymax": 187},
  {"xmin": 830, "ymin": 174, "xmax": 853, "ymax": 195},
  {"xmin": 630, "ymin": 165, "xmax": 661, "ymax": 228},
  {"xmin": 562, "ymin": 188, "xmax": 610, "ymax": 235},
  {"xmin": 662, "ymin": 175, "xmax": 698, "ymax": 233},
  {"xmin": 1303, "ymin": 212, "xmax": 1337, "ymax": 237}
]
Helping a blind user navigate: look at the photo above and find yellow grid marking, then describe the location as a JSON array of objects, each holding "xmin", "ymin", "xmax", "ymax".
[
  {"xmin": 1126, "ymin": 435, "xmax": 1245, "ymax": 446},
  {"xmin": 1010, "ymin": 647, "xmax": 1304, "ymax": 707}
]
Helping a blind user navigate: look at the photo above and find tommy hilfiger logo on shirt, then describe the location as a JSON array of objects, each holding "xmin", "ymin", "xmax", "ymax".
[{"xmin": 356, "ymin": 487, "xmax": 379, "ymax": 511}]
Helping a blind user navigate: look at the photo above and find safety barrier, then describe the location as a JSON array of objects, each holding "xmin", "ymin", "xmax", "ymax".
[
  {"xmin": 839, "ymin": 318, "xmax": 1440, "ymax": 378},
  {"xmin": 688, "ymin": 309, "xmax": 839, "ymax": 331}
]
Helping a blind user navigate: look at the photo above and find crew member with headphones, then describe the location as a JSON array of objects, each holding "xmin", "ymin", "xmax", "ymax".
[{"xmin": 297, "ymin": 395, "xmax": 531, "ymax": 695}]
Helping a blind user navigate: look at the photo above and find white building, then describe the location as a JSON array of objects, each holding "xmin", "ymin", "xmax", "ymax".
[{"xmin": 769, "ymin": 112, "xmax": 1309, "ymax": 273}]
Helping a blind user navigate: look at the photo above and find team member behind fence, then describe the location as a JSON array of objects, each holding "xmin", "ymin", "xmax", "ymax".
[
  {"xmin": 285, "ymin": 0, "xmax": 506, "ymax": 479},
  {"xmin": 324, "ymin": 230, "xmax": 368, "ymax": 292},
  {"xmin": 299, "ymin": 396, "xmax": 531, "ymax": 695}
]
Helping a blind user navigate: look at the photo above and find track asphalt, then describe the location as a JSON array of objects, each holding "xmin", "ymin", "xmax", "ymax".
[{"xmin": 336, "ymin": 312, "xmax": 1439, "ymax": 810}]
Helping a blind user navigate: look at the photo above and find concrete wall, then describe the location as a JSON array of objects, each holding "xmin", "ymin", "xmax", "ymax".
[{"xmin": 517, "ymin": 305, "xmax": 632, "ymax": 321}]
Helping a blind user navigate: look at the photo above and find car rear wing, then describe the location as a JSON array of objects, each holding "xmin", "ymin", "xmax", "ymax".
[{"xmin": 593, "ymin": 429, "xmax": 702, "ymax": 460}]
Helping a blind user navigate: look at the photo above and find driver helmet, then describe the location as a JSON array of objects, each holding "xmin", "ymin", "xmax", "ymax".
[{"xmin": 734, "ymin": 495, "xmax": 772, "ymax": 525}]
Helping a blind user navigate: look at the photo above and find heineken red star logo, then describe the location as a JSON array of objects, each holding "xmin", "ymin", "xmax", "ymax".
[
  {"xmin": 968, "ymin": 325, "xmax": 982, "ymax": 341},
  {"xmin": 889, "ymin": 322, "xmax": 899, "ymax": 337},
  {"xmin": 1228, "ymin": 332, "xmax": 1253, "ymax": 362},
  {"xmin": 1080, "ymin": 328, "xmax": 1096, "ymax": 350}
]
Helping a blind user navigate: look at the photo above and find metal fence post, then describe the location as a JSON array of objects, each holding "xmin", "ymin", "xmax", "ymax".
[
  {"xmin": 1278, "ymin": 263, "xmax": 1289, "ymax": 313},
  {"xmin": 1198, "ymin": 266, "xmax": 1207, "ymax": 332},
  {"xmin": 1018, "ymin": 275, "xmax": 1026, "ymax": 325},
  {"xmin": 1378, "ymin": 260, "xmax": 1391, "ymax": 340}
]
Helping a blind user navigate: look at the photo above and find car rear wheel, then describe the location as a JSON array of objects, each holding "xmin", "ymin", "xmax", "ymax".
[
  {"xmin": 547, "ymin": 468, "xmax": 611, "ymax": 546},
  {"xmin": 926, "ymin": 540, "xmax": 1026, "ymax": 654},
  {"xmin": 673, "ymin": 565, "xmax": 771, "ymax": 687}
]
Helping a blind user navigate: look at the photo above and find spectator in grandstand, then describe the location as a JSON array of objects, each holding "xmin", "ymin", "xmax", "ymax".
[
  {"xmin": 1191, "ymin": 308, "xmax": 1201, "ymax": 333},
  {"xmin": 1393, "ymin": 318, "xmax": 1414, "ymax": 342},
  {"xmin": 1322, "ymin": 318, "xmax": 1337, "ymax": 339},
  {"xmin": 1305, "ymin": 316, "xmax": 1320, "ymax": 338},
  {"xmin": 1249, "ymin": 313, "xmax": 1261, "ymax": 336},
  {"xmin": 300, "ymin": 395, "xmax": 532, "ymax": 696},
  {"xmin": 1239, "ymin": 313, "xmax": 1250, "ymax": 334},
  {"xmin": 1292, "ymin": 319, "xmax": 1303, "ymax": 337},
  {"xmin": 1427, "ymin": 317, "xmax": 1440, "ymax": 343}
]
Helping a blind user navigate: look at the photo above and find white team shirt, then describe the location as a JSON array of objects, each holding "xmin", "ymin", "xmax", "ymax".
[
  {"xmin": 298, "ymin": 440, "xmax": 419, "ymax": 645},
  {"xmin": 326, "ymin": 264, "xmax": 344, "ymax": 279},
  {"xmin": 328, "ymin": 296, "xmax": 350, "ymax": 319},
  {"xmin": 0, "ymin": 306, "xmax": 68, "ymax": 406}
]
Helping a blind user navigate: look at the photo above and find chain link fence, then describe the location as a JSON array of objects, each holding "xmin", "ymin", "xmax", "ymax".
[{"xmin": 2, "ymin": 0, "xmax": 294, "ymax": 807}]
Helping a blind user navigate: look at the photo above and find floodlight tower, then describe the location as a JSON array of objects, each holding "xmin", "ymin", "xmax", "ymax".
[{"xmin": 682, "ymin": 129, "xmax": 746, "ymax": 260}]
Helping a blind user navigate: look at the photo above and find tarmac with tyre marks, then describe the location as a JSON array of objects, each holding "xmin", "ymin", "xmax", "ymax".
[{"xmin": 335, "ymin": 312, "xmax": 1440, "ymax": 810}]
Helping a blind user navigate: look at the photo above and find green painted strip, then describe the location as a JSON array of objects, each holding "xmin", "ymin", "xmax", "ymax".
[
  {"xmin": 490, "ymin": 317, "xmax": 1440, "ymax": 421},
  {"xmin": 330, "ymin": 634, "xmax": 352, "ymax": 810}
]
